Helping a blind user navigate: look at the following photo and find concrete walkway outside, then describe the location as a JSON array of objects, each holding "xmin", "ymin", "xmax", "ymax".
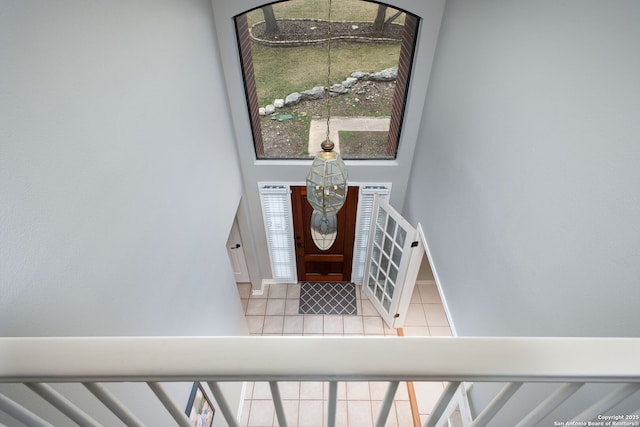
[{"xmin": 308, "ymin": 116, "xmax": 391, "ymax": 156}]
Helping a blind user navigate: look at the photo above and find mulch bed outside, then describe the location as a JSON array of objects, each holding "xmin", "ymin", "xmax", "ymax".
[{"xmin": 251, "ymin": 19, "xmax": 403, "ymax": 46}]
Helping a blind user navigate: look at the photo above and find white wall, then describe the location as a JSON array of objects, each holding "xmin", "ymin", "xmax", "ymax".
[
  {"xmin": 0, "ymin": 0, "xmax": 247, "ymax": 424},
  {"xmin": 403, "ymin": 0, "xmax": 640, "ymax": 420},
  {"xmin": 405, "ymin": 0, "xmax": 640, "ymax": 338}
]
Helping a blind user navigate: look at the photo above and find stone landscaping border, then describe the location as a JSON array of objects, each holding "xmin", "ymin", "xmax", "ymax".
[
  {"xmin": 249, "ymin": 18, "xmax": 403, "ymax": 47},
  {"xmin": 258, "ymin": 67, "xmax": 397, "ymax": 116}
]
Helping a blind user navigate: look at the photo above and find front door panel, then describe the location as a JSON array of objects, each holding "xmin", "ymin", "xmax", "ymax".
[{"xmin": 291, "ymin": 186, "xmax": 358, "ymax": 282}]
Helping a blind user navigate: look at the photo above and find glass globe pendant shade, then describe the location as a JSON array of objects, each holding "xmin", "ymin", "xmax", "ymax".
[{"xmin": 306, "ymin": 139, "xmax": 348, "ymax": 217}]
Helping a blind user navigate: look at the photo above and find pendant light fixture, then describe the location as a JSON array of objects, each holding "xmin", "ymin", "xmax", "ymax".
[{"xmin": 306, "ymin": 0, "xmax": 348, "ymax": 218}]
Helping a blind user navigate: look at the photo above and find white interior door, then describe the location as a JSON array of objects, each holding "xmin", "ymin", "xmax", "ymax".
[
  {"xmin": 227, "ymin": 219, "xmax": 250, "ymax": 283},
  {"xmin": 362, "ymin": 196, "xmax": 420, "ymax": 328}
]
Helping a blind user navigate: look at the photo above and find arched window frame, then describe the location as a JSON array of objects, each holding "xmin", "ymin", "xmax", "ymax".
[{"xmin": 234, "ymin": 1, "xmax": 420, "ymax": 160}]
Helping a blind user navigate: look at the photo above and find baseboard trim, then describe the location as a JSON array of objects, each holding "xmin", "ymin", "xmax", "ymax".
[{"xmin": 254, "ymin": 279, "xmax": 276, "ymax": 296}]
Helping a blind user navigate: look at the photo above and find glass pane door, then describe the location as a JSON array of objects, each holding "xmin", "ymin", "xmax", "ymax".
[{"xmin": 362, "ymin": 196, "xmax": 417, "ymax": 328}]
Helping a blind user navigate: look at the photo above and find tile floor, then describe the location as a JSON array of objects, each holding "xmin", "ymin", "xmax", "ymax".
[{"xmin": 236, "ymin": 280, "xmax": 452, "ymax": 426}]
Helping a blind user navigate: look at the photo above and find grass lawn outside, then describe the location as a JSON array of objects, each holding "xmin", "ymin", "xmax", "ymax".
[
  {"xmin": 252, "ymin": 42, "xmax": 400, "ymax": 107},
  {"xmin": 246, "ymin": 1, "xmax": 404, "ymax": 26},
  {"xmin": 338, "ymin": 130, "xmax": 389, "ymax": 159},
  {"xmin": 259, "ymin": 80, "xmax": 396, "ymax": 159},
  {"xmin": 239, "ymin": 0, "xmax": 407, "ymax": 159},
  {"xmin": 246, "ymin": 0, "xmax": 404, "ymax": 106}
]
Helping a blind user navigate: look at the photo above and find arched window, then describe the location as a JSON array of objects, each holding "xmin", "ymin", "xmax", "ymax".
[{"xmin": 234, "ymin": 1, "xmax": 419, "ymax": 160}]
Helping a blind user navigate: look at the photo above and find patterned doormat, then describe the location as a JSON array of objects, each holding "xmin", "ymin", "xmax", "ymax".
[{"xmin": 299, "ymin": 282, "xmax": 357, "ymax": 315}]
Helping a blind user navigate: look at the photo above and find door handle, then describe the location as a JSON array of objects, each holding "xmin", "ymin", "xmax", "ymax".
[{"xmin": 230, "ymin": 243, "xmax": 241, "ymax": 250}]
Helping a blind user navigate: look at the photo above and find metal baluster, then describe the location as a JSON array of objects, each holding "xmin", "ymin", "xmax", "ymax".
[
  {"xmin": 327, "ymin": 381, "xmax": 338, "ymax": 427},
  {"xmin": 571, "ymin": 383, "xmax": 640, "ymax": 423},
  {"xmin": 83, "ymin": 382, "xmax": 145, "ymax": 427},
  {"xmin": 147, "ymin": 382, "xmax": 192, "ymax": 427},
  {"xmin": 424, "ymin": 382, "xmax": 461, "ymax": 427},
  {"xmin": 515, "ymin": 383, "xmax": 584, "ymax": 427},
  {"xmin": 375, "ymin": 381, "xmax": 399, "ymax": 427},
  {"xmin": 0, "ymin": 393, "xmax": 55, "ymax": 427},
  {"xmin": 207, "ymin": 381, "xmax": 240, "ymax": 427},
  {"xmin": 470, "ymin": 382, "xmax": 523, "ymax": 427},
  {"xmin": 27, "ymin": 383, "xmax": 102, "ymax": 427},
  {"xmin": 269, "ymin": 381, "xmax": 288, "ymax": 427}
]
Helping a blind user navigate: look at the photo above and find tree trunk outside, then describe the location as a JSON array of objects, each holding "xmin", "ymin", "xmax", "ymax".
[
  {"xmin": 262, "ymin": 5, "xmax": 279, "ymax": 35},
  {"xmin": 373, "ymin": 5, "xmax": 387, "ymax": 32}
]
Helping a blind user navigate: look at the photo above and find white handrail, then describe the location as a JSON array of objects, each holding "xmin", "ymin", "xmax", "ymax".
[{"xmin": 2, "ymin": 336, "xmax": 639, "ymax": 383}]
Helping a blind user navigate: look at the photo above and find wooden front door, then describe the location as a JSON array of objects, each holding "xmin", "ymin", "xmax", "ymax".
[{"xmin": 291, "ymin": 186, "xmax": 358, "ymax": 282}]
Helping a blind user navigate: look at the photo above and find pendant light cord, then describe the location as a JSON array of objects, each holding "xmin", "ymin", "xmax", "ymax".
[{"xmin": 325, "ymin": 0, "xmax": 332, "ymax": 144}]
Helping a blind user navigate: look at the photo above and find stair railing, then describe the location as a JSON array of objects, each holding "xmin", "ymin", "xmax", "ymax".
[{"xmin": 1, "ymin": 336, "xmax": 639, "ymax": 427}]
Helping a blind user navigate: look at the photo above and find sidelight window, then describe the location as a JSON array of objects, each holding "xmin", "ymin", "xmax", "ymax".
[
  {"xmin": 351, "ymin": 184, "xmax": 391, "ymax": 284},
  {"xmin": 259, "ymin": 184, "xmax": 297, "ymax": 283}
]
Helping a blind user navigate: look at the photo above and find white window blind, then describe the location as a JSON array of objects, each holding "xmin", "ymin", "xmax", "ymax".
[
  {"xmin": 259, "ymin": 184, "xmax": 297, "ymax": 283},
  {"xmin": 352, "ymin": 185, "xmax": 391, "ymax": 284}
]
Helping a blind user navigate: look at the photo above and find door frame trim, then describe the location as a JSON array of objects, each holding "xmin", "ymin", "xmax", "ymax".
[
  {"xmin": 415, "ymin": 223, "xmax": 458, "ymax": 336},
  {"xmin": 258, "ymin": 181, "xmax": 397, "ymax": 288},
  {"xmin": 227, "ymin": 218, "xmax": 251, "ymax": 283}
]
